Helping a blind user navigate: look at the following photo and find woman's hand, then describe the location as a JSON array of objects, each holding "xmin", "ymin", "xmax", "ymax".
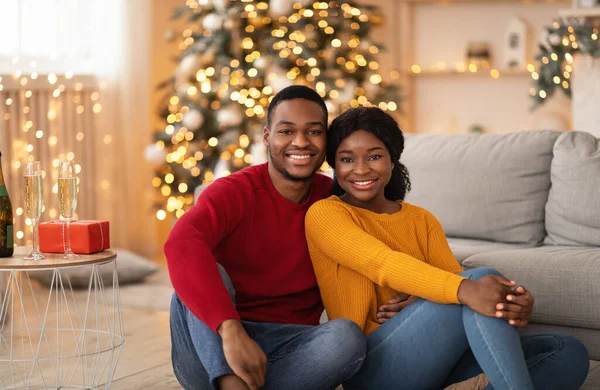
[
  {"xmin": 494, "ymin": 286, "xmax": 534, "ymax": 328},
  {"xmin": 377, "ymin": 293, "xmax": 419, "ymax": 324},
  {"xmin": 457, "ymin": 276, "xmax": 516, "ymax": 317}
]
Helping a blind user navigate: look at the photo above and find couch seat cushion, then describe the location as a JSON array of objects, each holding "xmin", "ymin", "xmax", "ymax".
[
  {"xmin": 402, "ymin": 131, "xmax": 559, "ymax": 245},
  {"xmin": 462, "ymin": 246, "xmax": 600, "ymax": 329},
  {"xmin": 545, "ymin": 131, "xmax": 600, "ymax": 247},
  {"xmin": 447, "ymin": 237, "xmax": 534, "ymax": 264}
]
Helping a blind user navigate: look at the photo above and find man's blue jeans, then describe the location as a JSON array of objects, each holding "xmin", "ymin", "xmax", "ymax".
[
  {"xmin": 170, "ymin": 266, "xmax": 367, "ymax": 390},
  {"xmin": 345, "ymin": 267, "xmax": 590, "ymax": 390}
]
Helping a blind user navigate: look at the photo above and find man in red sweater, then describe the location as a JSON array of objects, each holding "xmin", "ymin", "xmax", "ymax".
[{"xmin": 165, "ymin": 86, "xmax": 368, "ymax": 390}]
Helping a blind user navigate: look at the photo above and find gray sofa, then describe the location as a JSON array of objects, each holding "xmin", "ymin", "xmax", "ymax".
[{"xmin": 402, "ymin": 130, "xmax": 600, "ymax": 360}]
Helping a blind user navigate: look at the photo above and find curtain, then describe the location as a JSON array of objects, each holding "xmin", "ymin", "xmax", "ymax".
[{"xmin": 0, "ymin": 0, "xmax": 157, "ymax": 257}]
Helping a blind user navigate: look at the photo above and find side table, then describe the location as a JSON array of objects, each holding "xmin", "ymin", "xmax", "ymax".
[{"xmin": 0, "ymin": 247, "xmax": 124, "ymax": 389}]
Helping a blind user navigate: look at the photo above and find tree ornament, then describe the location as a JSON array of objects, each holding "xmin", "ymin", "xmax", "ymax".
[
  {"xmin": 144, "ymin": 144, "xmax": 167, "ymax": 167},
  {"xmin": 202, "ymin": 13, "xmax": 225, "ymax": 31},
  {"xmin": 217, "ymin": 105, "xmax": 244, "ymax": 127},
  {"xmin": 213, "ymin": 0, "xmax": 230, "ymax": 12},
  {"xmin": 269, "ymin": 0, "xmax": 294, "ymax": 18},
  {"xmin": 176, "ymin": 55, "xmax": 201, "ymax": 78},
  {"xmin": 182, "ymin": 109, "xmax": 205, "ymax": 131}
]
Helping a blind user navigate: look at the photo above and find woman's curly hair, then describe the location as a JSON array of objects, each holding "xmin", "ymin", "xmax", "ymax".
[{"xmin": 327, "ymin": 106, "xmax": 411, "ymax": 201}]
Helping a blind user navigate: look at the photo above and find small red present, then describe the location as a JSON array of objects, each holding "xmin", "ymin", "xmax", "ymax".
[{"xmin": 39, "ymin": 220, "xmax": 110, "ymax": 254}]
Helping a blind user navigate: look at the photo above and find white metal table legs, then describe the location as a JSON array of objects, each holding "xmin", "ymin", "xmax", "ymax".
[{"xmin": 0, "ymin": 262, "xmax": 124, "ymax": 389}]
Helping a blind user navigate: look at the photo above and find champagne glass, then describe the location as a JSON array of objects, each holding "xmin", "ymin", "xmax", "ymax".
[
  {"xmin": 23, "ymin": 161, "xmax": 45, "ymax": 260},
  {"xmin": 58, "ymin": 161, "xmax": 78, "ymax": 259}
]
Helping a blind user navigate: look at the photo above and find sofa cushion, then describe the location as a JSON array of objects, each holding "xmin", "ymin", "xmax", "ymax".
[
  {"xmin": 446, "ymin": 237, "xmax": 534, "ymax": 264},
  {"xmin": 545, "ymin": 131, "xmax": 600, "ymax": 247},
  {"xmin": 402, "ymin": 131, "xmax": 560, "ymax": 245},
  {"xmin": 462, "ymin": 246, "xmax": 600, "ymax": 330}
]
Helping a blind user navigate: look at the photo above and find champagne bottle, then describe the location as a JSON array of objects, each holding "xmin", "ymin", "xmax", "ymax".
[{"xmin": 0, "ymin": 151, "xmax": 14, "ymax": 257}]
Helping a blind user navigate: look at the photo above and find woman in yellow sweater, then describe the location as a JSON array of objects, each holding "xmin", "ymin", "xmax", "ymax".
[{"xmin": 305, "ymin": 107, "xmax": 589, "ymax": 390}]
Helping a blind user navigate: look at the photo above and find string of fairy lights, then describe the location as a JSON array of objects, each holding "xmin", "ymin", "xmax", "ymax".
[
  {"xmin": 529, "ymin": 19, "xmax": 599, "ymax": 107},
  {"xmin": 0, "ymin": 70, "xmax": 100, "ymax": 246}
]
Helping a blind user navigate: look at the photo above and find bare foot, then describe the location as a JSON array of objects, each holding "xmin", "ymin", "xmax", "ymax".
[
  {"xmin": 443, "ymin": 373, "xmax": 489, "ymax": 390},
  {"xmin": 218, "ymin": 374, "xmax": 251, "ymax": 390}
]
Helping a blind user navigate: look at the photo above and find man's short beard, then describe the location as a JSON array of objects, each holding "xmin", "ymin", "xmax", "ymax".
[{"xmin": 269, "ymin": 148, "xmax": 319, "ymax": 182}]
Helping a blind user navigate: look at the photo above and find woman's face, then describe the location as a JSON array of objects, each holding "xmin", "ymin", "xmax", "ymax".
[{"xmin": 334, "ymin": 130, "xmax": 393, "ymax": 204}]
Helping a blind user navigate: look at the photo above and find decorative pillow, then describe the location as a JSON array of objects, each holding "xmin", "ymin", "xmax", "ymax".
[
  {"xmin": 30, "ymin": 248, "xmax": 158, "ymax": 289},
  {"xmin": 402, "ymin": 131, "xmax": 560, "ymax": 245},
  {"xmin": 545, "ymin": 131, "xmax": 600, "ymax": 246}
]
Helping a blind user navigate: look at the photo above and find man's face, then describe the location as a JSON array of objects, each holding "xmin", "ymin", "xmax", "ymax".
[{"xmin": 263, "ymin": 99, "xmax": 327, "ymax": 182}]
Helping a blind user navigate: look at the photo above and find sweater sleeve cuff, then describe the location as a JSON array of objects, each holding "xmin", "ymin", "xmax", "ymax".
[
  {"xmin": 445, "ymin": 274, "xmax": 466, "ymax": 304},
  {"xmin": 207, "ymin": 307, "xmax": 241, "ymax": 333}
]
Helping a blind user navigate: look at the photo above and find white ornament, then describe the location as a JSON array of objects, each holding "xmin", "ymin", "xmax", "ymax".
[
  {"xmin": 213, "ymin": 0, "xmax": 230, "ymax": 12},
  {"xmin": 268, "ymin": 0, "xmax": 293, "ymax": 18},
  {"xmin": 336, "ymin": 79, "xmax": 358, "ymax": 103},
  {"xmin": 266, "ymin": 65, "xmax": 293, "ymax": 93},
  {"xmin": 177, "ymin": 82, "xmax": 192, "ymax": 96},
  {"xmin": 214, "ymin": 158, "xmax": 231, "ymax": 179},
  {"xmin": 217, "ymin": 105, "xmax": 244, "ymax": 127},
  {"xmin": 324, "ymin": 100, "xmax": 339, "ymax": 116},
  {"xmin": 144, "ymin": 144, "xmax": 167, "ymax": 167},
  {"xmin": 249, "ymin": 138, "xmax": 268, "ymax": 166},
  {"xmin": 198, "ymin": 0, "xmax": 211, "ymax": 6},
  {"xmin": 268, "ymin": 75, "xmax": 293, "ymax": 93},
  {"xmin": 182, "ymin": 109, "xmax": 205, "ymax": 130},
  {"xmin": 504, "ymin": 17, "xmax": 527, "ymax": 69},
  {"xmin": 362, "ymin": 79, "xmax": 380, "ymax": 99},
  {"xmin": 203, "ymin": 13, "xmax": 225, "ymax": 31},
  {"xmin": 548, "ymin": 33, "xmax": 561, "ymax": 47},
  {"xmin": 254, "ymin": 56, "xmax": 268, "ymax": 70},
  {"xmin": 177, "ymin": 55, "xmax": 200, "ymax": 78}
]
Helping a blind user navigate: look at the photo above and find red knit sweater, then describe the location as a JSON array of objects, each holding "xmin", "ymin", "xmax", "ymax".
[{"xmin": 164, "ymin": 163, "xmax": 332, "ymax": 332}]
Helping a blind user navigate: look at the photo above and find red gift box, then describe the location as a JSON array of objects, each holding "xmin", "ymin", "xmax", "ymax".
[{"xmin": 39, "ymin": 220, "xmax": 110, "ymax": 254}]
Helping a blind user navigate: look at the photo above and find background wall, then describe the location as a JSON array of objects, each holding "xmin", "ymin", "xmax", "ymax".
[
  {"xmin": 344, "ymin": 0, "xmax": 572, "ymax": 134},
  {"xmin": 151, "ymin": 0, "xmax": 186, "ymax": 260},
  {"xmin": 412, "ymin": 2, "xmax": 571, "ymax": 134}
]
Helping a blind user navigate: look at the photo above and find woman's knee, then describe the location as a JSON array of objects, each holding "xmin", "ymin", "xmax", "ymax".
[{"xmin": 460, "ymin": 267, "xmax": 503, "ymax": 280}]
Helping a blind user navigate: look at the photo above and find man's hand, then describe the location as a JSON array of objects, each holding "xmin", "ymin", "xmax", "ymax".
[
  {"xmin": 376, "ymin": 293, "xmax": 418, "ymax": 324},
  {"xmin": 457, "ymin": 276, "xmax": 516, "ymax": 317},
  {"xmin": 219, "ymin": 319, "xmax": 267, "ymax": 390},
  {"xmin": 494, "ymin": 286, "xmax": 534, "ymax": 328}
]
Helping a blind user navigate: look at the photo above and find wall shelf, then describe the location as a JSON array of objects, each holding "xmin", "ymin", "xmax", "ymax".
[
  {"xmin": 397, "ymin": 0, "xmax": 570, "ymax": 4},
  {"xmin": 558, "ymin": 7, "xmax": 600, "ymax": 18},
  {"xmin": 408, "ymin": 69, "xmax": 532, "ymax": 77}
]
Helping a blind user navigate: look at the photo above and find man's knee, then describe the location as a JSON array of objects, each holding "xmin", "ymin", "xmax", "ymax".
[
  {"xmin": 460, "ymin": 267, "xmax": 503, "ymax": 281},
  {"xmin": 321, "ymin": 319, "xmax": 367, "ymax": 363}
]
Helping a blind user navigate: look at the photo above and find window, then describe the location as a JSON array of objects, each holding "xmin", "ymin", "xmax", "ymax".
[{"xmin": 0, "ymin": 0, "xmax": 101, "ymax": 74}]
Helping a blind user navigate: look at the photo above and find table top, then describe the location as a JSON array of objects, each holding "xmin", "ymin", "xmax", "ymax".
[{"xmin": 0, "ymin": 246, "xmax": 116, "ymax": 270}]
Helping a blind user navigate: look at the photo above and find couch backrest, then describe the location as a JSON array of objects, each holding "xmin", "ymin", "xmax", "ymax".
[
  {"xmin": 402, "ymin": 131, "xmax": 560, "ymax": 245},
  {"xmin": 544, "ymin": 131, "xmax": 600, "ymax": 247}
]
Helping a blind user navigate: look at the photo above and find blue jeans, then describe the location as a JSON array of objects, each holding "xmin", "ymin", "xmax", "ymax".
[
  {"xmin": 346, "ymin": 267, "xmax": 589, "ymax": 390},
  {"xmin": 170, "ymin": 266, "xmax": 367, "ymax": 390}
]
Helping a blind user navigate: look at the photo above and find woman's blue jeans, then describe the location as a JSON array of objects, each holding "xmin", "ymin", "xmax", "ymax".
[{"xmin": 345, "ymin": 267, "xmax": 589, "ymax": 390}]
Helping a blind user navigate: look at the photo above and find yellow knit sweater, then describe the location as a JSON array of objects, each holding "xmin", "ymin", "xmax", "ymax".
[{"xmin": 305, "ymin": 196, "xmax": 465, "ymax": 335}]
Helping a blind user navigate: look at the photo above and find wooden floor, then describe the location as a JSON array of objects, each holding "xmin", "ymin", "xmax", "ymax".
[
  {"xmin": 2, "ymin": 269, "xmax": 600, "ymax": 389},
  {"xmin": 106, "ymin": 308, "xmax": 181, "ymax": 389}
]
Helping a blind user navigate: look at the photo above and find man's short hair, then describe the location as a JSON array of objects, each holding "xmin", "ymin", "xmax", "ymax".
[{"xmin": 266, "ymin": 85, "xmax": 328, "ymax": 128}]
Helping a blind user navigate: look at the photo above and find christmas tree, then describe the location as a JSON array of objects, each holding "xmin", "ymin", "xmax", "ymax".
[{"xmin": 150, "ymin": 0, "xmax": 401, "ymax": 220}]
